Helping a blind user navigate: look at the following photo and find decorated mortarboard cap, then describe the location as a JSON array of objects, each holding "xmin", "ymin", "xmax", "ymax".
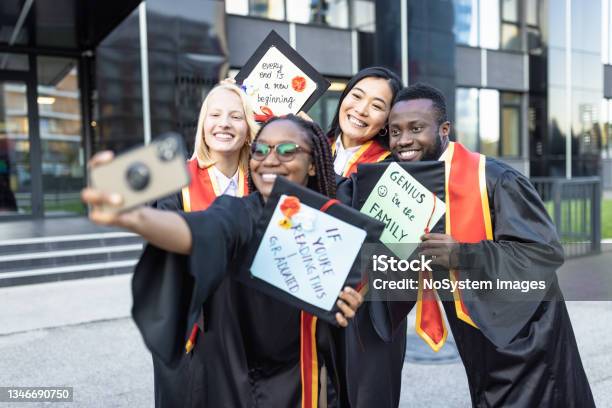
[{"xmin": 235, "ymin": 30, "xmax": 331, "ymax": 122}]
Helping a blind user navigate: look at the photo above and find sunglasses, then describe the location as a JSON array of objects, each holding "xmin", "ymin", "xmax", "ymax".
[{"xmin": 250, "ymin": 142, "xmax": 311, "ymax": 162}]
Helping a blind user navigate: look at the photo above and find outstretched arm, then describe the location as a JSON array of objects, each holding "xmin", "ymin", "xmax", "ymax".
[{"xmin": 81, "ymin": 151, "xmax": 192, "ymax": 254}]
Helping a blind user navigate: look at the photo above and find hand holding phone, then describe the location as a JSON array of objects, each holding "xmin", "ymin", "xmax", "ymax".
[{"xmin": 83, "ymin": 133, "xmax": 190, "ymax": 224}]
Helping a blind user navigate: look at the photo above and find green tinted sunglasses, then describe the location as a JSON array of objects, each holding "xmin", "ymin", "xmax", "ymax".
[{"xmin": 251, "ymin": 142, "xmax": 311, "ymax": 162}]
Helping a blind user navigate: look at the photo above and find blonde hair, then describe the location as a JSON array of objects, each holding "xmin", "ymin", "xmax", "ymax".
[{"xmin": 191, "ymin": 83, "xmax": 258, "ymax": 171}]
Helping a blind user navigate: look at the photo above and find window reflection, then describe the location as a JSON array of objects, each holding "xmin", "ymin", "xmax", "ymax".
[
  {"xmin": 226, "ymin": 0, "xmax": 350, "ymax": 28},
  {"xmin": 502, "ymin": 0, "xmax": 518, "ymax": 23},
  {"xmin": 453, "ymin": 0, "xmax": 479, "ymax": 47},
  {"xmin": 0, "ymin": 81, "xmax": 30, "ymax": 215},
  {"xmin": 479, "ymin": 0, "xmax": 500, "ymax": 49},
  {"xmin": 455, "ymin": 88, "xmax": 479, "ymax": 151},
  {"xmin": 353, "ymin": 0, "xmax": 376, "ymax": 32},
  {"xmin": 479, "ymin": 89, "xmax": 500, "ymax": 157},
  {"xmin": 37, "ymin": 57, "xmax": 85, "ymax": 216},
  {"xmin": 226, "ymin": 0, "xmax": 284, "ymax": 20},
  {"xmin": 526, "ymin": 0, "xmax": 539, "ymax": 25},
  {"xmin": 455, "ymin": 0, "xmax": 538, "ymax": 51},
  {"xmin": 501, "ymin": 23, "xmax": 521, "ymax": 51},
  {"xmin": 501, "ymin": 92, "xmax": 521, "ymax": 156},
  {"xmin": 456, "ymin": 88, "xmax": 521, "ymax": 158}
]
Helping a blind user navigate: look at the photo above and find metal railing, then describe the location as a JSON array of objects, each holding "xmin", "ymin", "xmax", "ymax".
[{"xmin": 531, "ymin": 177, "xmax": 602, "ymax": 258}]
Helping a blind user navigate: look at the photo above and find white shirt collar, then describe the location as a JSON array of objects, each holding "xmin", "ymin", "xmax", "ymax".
[
  {"xmin": 334, "ymin": 136, "xmax": 362, "ymax": 176},
  {"xmin": 210, "ymin": 165, "xmax": 239, "ymax": 197}
]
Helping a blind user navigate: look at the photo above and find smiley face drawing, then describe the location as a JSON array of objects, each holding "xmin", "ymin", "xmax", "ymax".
[{"xmin": 377, "ymin": 185, "xmax": 388, "ymax": 198}]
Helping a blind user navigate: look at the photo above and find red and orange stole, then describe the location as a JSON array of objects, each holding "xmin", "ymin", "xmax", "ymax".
[
  {"xmin": 182, "ymin": 159, "xmax": 247, "ymax": 353},
  {"xmin": 298, "ymin": 198, "xmax": 341, "ymax": 408},
  {"xmin": 332, "ymin": 139, "xmax": 391, "ymax": 177},
  {"xmin": 181, "ymin": 159, "xmax": 247, "ymax": 212},
  {"xmin": 415, "ymin": 142, "xmax": 493, "ymax": 351}
]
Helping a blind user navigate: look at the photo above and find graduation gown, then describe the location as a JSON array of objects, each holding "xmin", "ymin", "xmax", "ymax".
[
  {"xmin": 147, "ymin": 161, "xmax": 248, "ymax": 407},
  {"xmin": 328, "ymin": 170, "xmax": 407, "ymax": 408},
  {"xmin": 133, "ymin": 193, "xmax": 344, "ymax": 408},
  {"xmin": 436, "ymin": 156, "xmax": 594, "ymax": 408},
  {"xmin": 346, "ymin": 151, "xmax": 594, "ymax": 407}
]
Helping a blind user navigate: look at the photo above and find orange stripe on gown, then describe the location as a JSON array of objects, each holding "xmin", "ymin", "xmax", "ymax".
[
  {"xmin": 298, "ymin": 199, "xmax": 340, "ymax": 408},
  {"xmin": 415, "ymin": 142, "xmax": 491, "ymax": 351},
  {"xmin": 183, "ymin": 160, "xmax": 248, "ymax": 353},
  {"xmin": 331, "ymin": 139, "xmax": 391, "ymax": 177}
]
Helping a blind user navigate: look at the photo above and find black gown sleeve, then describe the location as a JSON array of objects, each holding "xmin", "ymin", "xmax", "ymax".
[
  {"xmin": 131, "ymin": 195, "xmax": 253, "ymax": 368},
  {"xmin": 153, "ymin": 191, "xmax": 183, "ymax": 211},
  {"xmin": 458, "ymin": 166, "xmax": 565, "ymax": 348}
]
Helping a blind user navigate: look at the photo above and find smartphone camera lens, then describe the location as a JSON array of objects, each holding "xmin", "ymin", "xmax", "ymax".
[
  {"xmin": 157, "ymin": 137, "xmax": 178, "ymax": 162},
  {"xmin": 126, "ymin": 162, "xmax": 150, "ymax": 191}
]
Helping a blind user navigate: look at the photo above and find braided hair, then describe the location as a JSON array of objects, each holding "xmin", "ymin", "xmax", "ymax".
[{"xmin": 248, "ymin": 115, "xmax": 336, "ymax": 198}]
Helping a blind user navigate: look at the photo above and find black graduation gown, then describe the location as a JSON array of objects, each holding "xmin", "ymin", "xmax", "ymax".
[
  {"xmin": 329, "ymin": 174, "xmax": 407, "ymax": 408},
  {"xmin": 132, "ymin": 193, "xmax": 342, "ymax": 408},
  {"xmin": 366, "ymin": 158, "xmax": 594, "ymax": 407}
]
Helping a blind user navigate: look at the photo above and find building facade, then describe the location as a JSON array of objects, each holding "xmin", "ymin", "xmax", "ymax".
[{"xmin": 0, "ymin": 0, "xmax": 610, "ymax": 222}]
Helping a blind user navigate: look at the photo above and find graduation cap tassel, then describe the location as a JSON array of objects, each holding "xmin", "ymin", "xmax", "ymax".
[{"xmin": 185, "ymin": 324, "xmax": 199, "ymax": 354}]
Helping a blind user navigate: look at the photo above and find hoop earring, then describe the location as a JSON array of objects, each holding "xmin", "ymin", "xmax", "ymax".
[{"xmin": 378, "ymin": 127, "xmax": 388, "ymax": 137}]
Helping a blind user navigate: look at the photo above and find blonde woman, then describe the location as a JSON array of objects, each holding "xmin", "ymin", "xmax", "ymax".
[
  {"xmin": 185, "ymin": 82, "xmax": 258, "ymax": 209},
  {"xmin": 149, "ymin": 82, "xmax": 258, "ymax": 407}
]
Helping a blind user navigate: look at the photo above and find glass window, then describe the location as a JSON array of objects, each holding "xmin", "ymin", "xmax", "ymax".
[
  {"xmin": 226, "ymin": 0, "xmax": 249, "ymax": 15},
  {"xmin": 226, "ymin": 0, "xmax": 285, "ymax": 20},
  {"xmin": 352, "ymin": 0, "xmax": 376, "ymax": 32},
  {"xmin": 479, "ymin": 89, "xmax": 500, "ymax": 157},
  {"xmin": 502, "ymin": 0, "xmax": 519, "ymax": 22},
  {"xmin": 37, "ymin": 57, "xmax": 85, "ymax": 216},
  {"xmin": 453, "ymin": 0, "xmax": 479, "ymax": 46},
  {"xmin": 0, "ymin": 53, "xmax": 29, "ymax": 71},
  {"xmin": 0, "ymin": 81, "xmax": 31, "ymax": 215},
  {"xmin": 526, "ymin": 0, "xmax": 539, "ymax": 26},
  {"xmin": 286, "ymin": 0, "xmax": 349, "ymax": 28},
  {"xmin": 501, "ymin": 23, "xmax": 521, "ymax": 51},
  {"xmin": 501, "ymin": 93, "xmax": 521, "ymax": 156},
  {"xmin": 527, "ymin": 27, "xmax": 543, "ymax": 55},
  {"xmin": 286, "ymin": 0, "xmax": 312, "ymax": 23},
  {"xmin": 455, "ymin": 88, "xmax": 479, "ymax": 151},
  {"xmin": 479, "ymin": 0, "xmax": 500, "ymax": 49}
]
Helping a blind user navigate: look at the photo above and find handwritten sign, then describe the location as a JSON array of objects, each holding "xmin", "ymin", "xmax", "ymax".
[
  {"xmin": 241, "ymin": 46, "xmax": 318, "ymax": 117},
  {"xmin": 360, "ymin": 162, "xmax": 445, "ymax": 259},
  {"xmin": 235, "ymin": 31, "xmax": 330, "ymax": 118},
  {"xmin": 250, "ymin": 195, "xmax": 367, "ymax": 311}
]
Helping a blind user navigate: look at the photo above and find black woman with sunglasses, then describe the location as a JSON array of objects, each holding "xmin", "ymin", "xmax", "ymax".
[{"xmin": 81, "ymin": 114, "xmax": 362, "ymax": 408}]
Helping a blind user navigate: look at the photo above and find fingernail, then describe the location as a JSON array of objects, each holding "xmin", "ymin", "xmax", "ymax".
[
  {"xmin": 344, "ymin": 287, "xmax": 352, "ymax": 293},
  {"xmin": 337, "ymin": 300, "xmax": 343, "ymax": 307},
  {"xmin": 109, "ymin": 194, "xmax": 122, "ymax": 205}
]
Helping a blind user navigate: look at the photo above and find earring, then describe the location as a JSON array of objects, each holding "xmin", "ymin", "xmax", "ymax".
[{"xmin": 378, "ymin": 127, "xmax": 388, "ymax": 137}]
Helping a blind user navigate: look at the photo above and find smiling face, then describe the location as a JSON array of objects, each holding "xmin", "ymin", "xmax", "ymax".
[
  {"xmin": 202, "ymin": 88, "xmax": 249, "ymax": 157},
  {"xmin": 388, "ymin": 99, "xmax": 450, "ymax": 162},
  {"xmin": 338, "ymin": 77, "xmax": 393, "ymax": 148},
  {"xmin": 250, "ymin": 120, "xmax": 315, "ymax": 199}
]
